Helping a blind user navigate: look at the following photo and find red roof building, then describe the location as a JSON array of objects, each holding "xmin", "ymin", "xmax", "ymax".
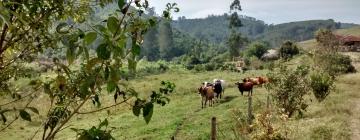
[{"xmin": 336, "ymin": 34, "xmax": 360, "ymax": 52}]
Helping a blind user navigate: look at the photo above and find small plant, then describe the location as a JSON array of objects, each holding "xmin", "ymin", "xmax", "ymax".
[{"xmin": 71, "ymin": 119, "xmax": 115, "ymax": 140}]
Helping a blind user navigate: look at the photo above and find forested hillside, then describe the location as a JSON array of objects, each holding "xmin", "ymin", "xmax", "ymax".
[{"xmin": 173, "ymin": 14, "xmax": 356, "ymax": 47}]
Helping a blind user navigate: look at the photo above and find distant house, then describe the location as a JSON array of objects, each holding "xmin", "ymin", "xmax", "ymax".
[
  {"xmin": 336, "ymin": 35, "xmax": 360, "ymax": 52},
  {"xmin": 261, "ymin": 49, "xmax": 279, "ymax": 61}
]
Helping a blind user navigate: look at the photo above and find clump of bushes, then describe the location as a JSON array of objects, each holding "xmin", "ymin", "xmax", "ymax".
[
  {"xmin": 279, "ymin": 41, "xmax": 299, "ymax": 60},
  {"xmin": 136, "ymin": 60, "xmax": 170, "ymax": 76},
  {"xmin": 315, "ymin": 53, "xmax": 356, "ymax": 76}
]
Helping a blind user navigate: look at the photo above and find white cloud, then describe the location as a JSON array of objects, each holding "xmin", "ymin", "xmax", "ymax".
[{"xmin": 149, "ymin": 0, "xmax": 360, "ymax": 24}]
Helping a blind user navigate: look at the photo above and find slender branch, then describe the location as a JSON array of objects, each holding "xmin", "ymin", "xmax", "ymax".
[
  {"xmin": 0, "ymin": 115, "xmax": 18, "ymax": 132},
  {"xmin": 44, "ymin": 95, "xmax": 92, "ymax": 140},
  {"xmin": 0, "ymin": 93, "xmax": 36, "ymax": 132},
  {"xmin": 0, "ymin": 91, "xmax": 35, "ymax": 107},
  {"xmin": 0, "ymin": 24, "xmax": 8, "ymax": 52},
  {"xmin": 76, "ymin": 98, "xmax": 132, "ymax": 115},
  {"xmin": 113, "ymin": 0, "xmax": 133, "ymax": 38}
]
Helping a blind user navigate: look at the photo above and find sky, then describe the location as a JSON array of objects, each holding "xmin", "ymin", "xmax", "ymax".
[{"xmin": 149, "ymin": 0, "xmax": 360, "ymax": 24}]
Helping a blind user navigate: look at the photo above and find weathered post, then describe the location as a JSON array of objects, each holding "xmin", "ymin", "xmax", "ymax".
[
  {"xmin": 211, "ymin": 117, "xmax": 216, "ymax": 140},
  {"xmin": 248, "ymin": 95, "xmax": 253, "ymax": 124}
]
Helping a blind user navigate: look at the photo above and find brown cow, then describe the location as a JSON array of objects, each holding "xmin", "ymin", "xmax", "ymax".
[
  {"xmin": 198, "ymin": 84, "xmax": 216, "ymax": 108},
  {"xmin": 235, "ymin": 81, "xmax": 254, "ymax": 96}
]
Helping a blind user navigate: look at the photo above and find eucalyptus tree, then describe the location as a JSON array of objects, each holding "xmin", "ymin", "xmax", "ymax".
[
  {"xmin": 227, "ymin": 0, "xmax": 247, "ymax": 58},
  {"xmin": 0, "ymin": 0, "xmax": 178, "ymax": 139}
]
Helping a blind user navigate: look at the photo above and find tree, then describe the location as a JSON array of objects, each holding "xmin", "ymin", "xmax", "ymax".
[
  {"xmin": 245, "ymin": 41, "xmax": 270, "ymax": 59},
  {"xmin": 279, "ymin": 40, "xmax": 299, "ymax": 59},
  {"xmin": 0, "ymin": 0, "xmax": 179, "ymax": 139},
  {"xmin": 158, "ymin": 20, "xmax": 175, "ymax": 60},
  {"xmin": 315, "ymin": 28, "xmax": 339, "ymax": 52},
  {"xmin": 227, "ymin": 0, "xmax": 246, "ymax": 59}
]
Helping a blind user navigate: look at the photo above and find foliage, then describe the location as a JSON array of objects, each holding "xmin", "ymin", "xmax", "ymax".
[
  {"xmin": 315, "ymin": 28, "xmax": 339, "ymax": 52},
  {"xmin": 71, "ymin": 119, "xmax": 115, "ymax": 140},
  {"xmin": 310, "ymin": 72, "xmax": 335, "ymax": 102},
  {"xmin": 245, "ymin": 41, "xmax": 270, "ymax": 59},
  {"xmin": 314, "ymin": 52, "xmax": 356, "ymax": 76},
  {"xmin": 266, "ymin": 64, "xmax": 311, "ymax": 117},
  {"xmin": 279, "ymin": 41, "xmax": 299, "ymax": 60},
  {"xmin": 248, "ymin": 56, "xmax": 264, "ymax": 70},
  {"xmin": 0, "ymin": 0, "xmax": 179, "ymax": 139},
  {"xmin": 251, "ymin": 110, "xmax": 289, "ymax": 140}
]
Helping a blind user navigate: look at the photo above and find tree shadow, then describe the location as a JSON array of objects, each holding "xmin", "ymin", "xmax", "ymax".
[{"xmin": 219, "ymin": 95, "xmax": 238, "ymax": 103}]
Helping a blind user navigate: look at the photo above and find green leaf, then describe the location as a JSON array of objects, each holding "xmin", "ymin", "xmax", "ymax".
[
  {"xmin": 110, "ymin": 66, "xmax": 120, "ymax": 82},
  {"xmin": 104, "ymin": 66, "xmax": 110, "ymax": 80},
  {"xmin": 95, "ymin": 25, "xmax": 107, "ymax": 34},
  {"xmin": 66, "ymin": 47, "xmax": 76, "ymax": 65},
  {"xmin": 84, "ymin": 32, "xmax": 97, "ymax": 45},
  {"xmin": 132, "ymin": 106, "xmax": 141, "ymax": 117},
  {"xmin": 143, "ymin": 102, "xmax": 154, "ymax": 124},
  {"xmin": 26, "ymin": 107, "xmax": 39, "ymax": 114},
  {"xmin": 107, "ymin": 17, "xmax": 119, "ymax": 34},
  {"xmin": 96, "ymin": 44, "xmax": 111, "ymax": 60},
  {"xmin": 98, "ymin": 119, "xmax": 109, "ymax": 129},
  {"xmin": 56, "ymin": 22, "xmax": 69, "ymax": 34},
  {"xmin": 107, "ymin": 81, "xmax": 117, "ymax": 93},
  {"xmin": 118, "ymin": 0, "xmax": 125, "ymax": 9},
  {"xmin": 132, "ymin": 43, "xmax": 141, "ymax": 56},
  {"xmin": 19, "ymin": 110, "xmax": 31, "ymax": 121}
]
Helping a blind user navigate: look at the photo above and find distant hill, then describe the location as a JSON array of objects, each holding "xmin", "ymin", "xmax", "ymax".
[{"xmin": 172, "ymin": 14, "xmax": 358, "ymax": 47}]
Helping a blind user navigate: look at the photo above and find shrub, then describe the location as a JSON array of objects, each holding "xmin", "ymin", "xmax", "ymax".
[
  {"xmin": 310, "ymin": 126, "xmax": 334, "ymax": 140},
  {"xmin": 279, "ymin": 41, "xmax": 299, "ymax": 60},
  {"xmin": 194, "ymin": 64, "xmax": 205, "ymax": 72},
  {"xmin": 314, "ymin": 53, "xmax": 356, "ymax": 76},
  {"xmin": 265, "ymin": 64, "xmax": 311, "ymax": 117},
  {"xmin": 221, "ymin": 63, "xmax": 239, "ymax": 72},
  {"xmin": 310, "ymin": 72, "xmax": 334, "ymax": 102},
  {"xmin": 248, "ymin": 56, "xmax": 264, "ymax": 70}
]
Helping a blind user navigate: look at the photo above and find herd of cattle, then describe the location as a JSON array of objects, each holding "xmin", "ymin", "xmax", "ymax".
[{"xmin": 197, "ymin": 77, "xmax": 269, "ymax": 108}]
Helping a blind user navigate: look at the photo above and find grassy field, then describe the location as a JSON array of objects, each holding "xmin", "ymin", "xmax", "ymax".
[
  {"xmin": 1, "ymin": 53, "xmax": 360, "ymax": 140},
  {"xmin": 2, "ymin": 27, "xmax": 360, "ymax": 140}
]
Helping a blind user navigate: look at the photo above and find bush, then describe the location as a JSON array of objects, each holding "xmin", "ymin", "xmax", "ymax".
[
  {"xmin": 266, "ymin": 65, "xmax": 311, "ymax": 117},
  {"xmin": 310, "ymin": 126, "xmax": 334, "ymax": 140},
  {"xmin": 315, "ymin": 53, "xmax": 356, "ymax": 76},
  {"xmin": 310, "ymin": 72, "xmax": 334, "ymax": 102},
  {"xmin": 221, "ymin": 63, "xmax": 239, "ymax": 72},
  {"xmin": 279, "ymin": 41, "xmax": 299, "ymax": 60},
  {"xmin": 194, "ymin": 64, "xmax": 205, "ymax": 72}
]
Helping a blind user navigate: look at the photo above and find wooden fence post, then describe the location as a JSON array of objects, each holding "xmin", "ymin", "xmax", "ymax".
[
  {"xmin": 211, "ymin": 117, "xmax": 216, "ymax": 140},
  {"xmin": 248, "ymin": 95, "xmax": 253, "ymax": 124}
]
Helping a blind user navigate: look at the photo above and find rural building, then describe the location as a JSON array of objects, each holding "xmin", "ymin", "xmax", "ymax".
[
  {"xmin": 261, "ymin": 49, "xmax": 279, "ymax": 60},
  {"xmin": 336, "ymin": 35, "xmax": 360, "ymax": 52}
]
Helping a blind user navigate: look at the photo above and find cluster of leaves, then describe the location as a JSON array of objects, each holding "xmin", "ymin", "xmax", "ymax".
[
  {"xmin": 279, "ymin": 41, "xmax": 299, "ymax": 60},
  {"xmin": 265, "ymin": 64, "xmax": 311, "ymax": 117},
  {"xmin": 132, "ymin": 81, "xmax": 176, "ymax": 124},
  {"xmin": 71, "ymin": 119, "xmax": 115, "ymax": 140}
]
